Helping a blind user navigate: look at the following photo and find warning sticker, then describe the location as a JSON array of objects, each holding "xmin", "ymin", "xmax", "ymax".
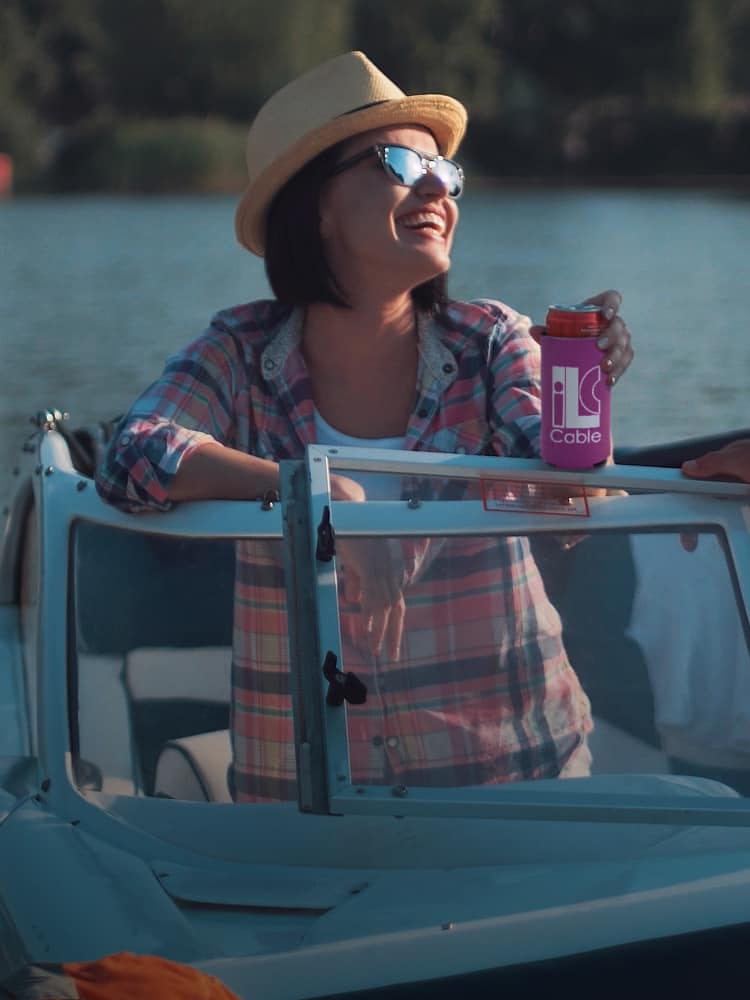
[{"xmin": 480, "ymin": 479, "xmax": 591, "ymax": 517}]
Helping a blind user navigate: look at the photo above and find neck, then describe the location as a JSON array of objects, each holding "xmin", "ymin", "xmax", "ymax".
[{"xmin": 303, "ymin": 294, "xmax": 417, "ymax": 364}]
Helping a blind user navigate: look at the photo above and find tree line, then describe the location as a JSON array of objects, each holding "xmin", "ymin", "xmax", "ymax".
[{"xmin": 2, "ymin": 0, "xmax": 750, "ymax": 192}]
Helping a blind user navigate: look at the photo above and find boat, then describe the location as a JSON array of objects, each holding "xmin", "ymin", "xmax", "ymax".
[{"xmin": 2, "ymin": 408, "xmax": 750, "ymax": 997}]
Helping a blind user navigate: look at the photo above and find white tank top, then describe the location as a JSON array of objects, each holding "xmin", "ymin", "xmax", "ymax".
[{"xmin": 314, "ymin": 409, "xmax": 404, "ymax": 499}]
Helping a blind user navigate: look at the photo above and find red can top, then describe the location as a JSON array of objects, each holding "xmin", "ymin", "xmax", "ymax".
[{"xmin": 545, "ymin": 303, "xmax": 606, "ymax": 338}]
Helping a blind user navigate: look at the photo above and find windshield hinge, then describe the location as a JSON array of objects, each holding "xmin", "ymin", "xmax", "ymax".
[
  {"xmin": 322, "ymin": 650, "xmax": 367, "ymax": 706},
  {"xmin": 315, "ymin": 505, "xmax": 336, "ymax": 561}
]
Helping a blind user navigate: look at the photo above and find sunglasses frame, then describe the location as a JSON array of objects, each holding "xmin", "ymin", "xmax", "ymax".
[{"xmin": 329, "ymin": 143, "xmax": 464, "ymax": 199}]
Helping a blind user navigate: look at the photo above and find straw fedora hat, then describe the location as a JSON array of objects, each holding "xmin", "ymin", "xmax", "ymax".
[{"xmin": 234, "ymin": 50, "xmax": 468, "ymax": 256}]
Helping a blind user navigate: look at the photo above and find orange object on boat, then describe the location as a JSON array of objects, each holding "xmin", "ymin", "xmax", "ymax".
[{"xmin": 1, "ymin": 952, "xmax": 242, "ymax": 999}]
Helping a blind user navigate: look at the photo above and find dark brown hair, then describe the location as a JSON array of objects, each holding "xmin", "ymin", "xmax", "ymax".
[{"xmin": 264, "ymin": 142, "xmax": 449, "ymax": 314}]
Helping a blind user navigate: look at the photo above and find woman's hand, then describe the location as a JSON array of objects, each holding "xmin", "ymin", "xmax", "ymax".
[
  {"xmin": 330, "ymin": 474, "xmax": 407, "ymax": 660},
  {"xmin": 583, "ymin": 289, "xmax": 632, "ymax": 385},
  {"xmin": 530, "ymin": 289, "xmax": 633, "ymax": 386},
  {"xmin": 337, "ymin": 539, "xmax": 407, "ymax": 660}
]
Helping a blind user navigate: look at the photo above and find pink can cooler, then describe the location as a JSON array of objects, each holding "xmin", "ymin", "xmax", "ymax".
[{"xmin": 540, "ymin": 305, "xmax": 611, "ymax": 469}]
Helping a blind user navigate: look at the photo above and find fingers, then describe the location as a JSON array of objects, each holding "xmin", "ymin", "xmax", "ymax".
[
  {"xmin": 680, "ymin": 532, "xmax": 699, "ymax": 552},
  {"xmin": 682, "ymin": 452, "xmax": 722, "ymax": 478},
  {"xmin": 580, "ymin": 290, "xmax": 632, "ymax": 385},
  {"xmin": 366, "ymin": 594, "xmax": 406, "ymax": 659},
  {"xmin": 596, "ymin": 314, "xmax": 633, "ymax": 385},
  {"xmin": 367, "ymin": 607, "xmax": 388, "ymax": 657},
  {"xmin": 582, "ymin": 289, "xmax": 622, "ymax": 320},
  {"xmin": 339, "ymin": 539, "xmax": 408, "ymax": 659},
  {"xmin": 682, "ymin": 440, "xmax": 750, "ymax": 483},
  {"xmin": 330, "ymin": 474, "xmax": 366, "ymax": 502},
  {"xmin": 384, "ymin": 594, "xmax": 406, "ymax": 660}
]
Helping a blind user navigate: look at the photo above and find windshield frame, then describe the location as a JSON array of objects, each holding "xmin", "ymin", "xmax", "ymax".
[
  {"xmin": 33, "ymin": 427, "xmax": 750, "ymax": 836},
  {"xmin": 293, "ymin": 444, "xmax": 750, "ymax": 825}
]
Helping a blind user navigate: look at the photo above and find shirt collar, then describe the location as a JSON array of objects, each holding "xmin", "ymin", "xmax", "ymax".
[
  {"xmin": 258, "ymin": 305, "xmax": 458, "ymax": 391},
  {"xmin": 258, "ymin": 306, "xmax": 304, "ymax": 380}
]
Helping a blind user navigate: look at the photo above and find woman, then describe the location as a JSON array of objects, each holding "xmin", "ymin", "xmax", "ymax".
[{"xmin": 96, "ymin": 51, "xmax": 633, "ymax": 801}]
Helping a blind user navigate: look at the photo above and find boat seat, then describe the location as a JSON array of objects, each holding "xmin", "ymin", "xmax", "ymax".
[
  {"xmin": 588, "ymin": 717, "xmax": 669, "ymax": 774},
  {"xmin": 123, "ymin": 645, "xmax": 232, "ymax": 796},
  {"xmin": 154, "ymin": 729, "xmax": 233, "ymax": 802}
]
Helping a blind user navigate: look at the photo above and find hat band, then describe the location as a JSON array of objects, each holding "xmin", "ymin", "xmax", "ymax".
[{"xmin": 336, "ymin": 99, "xmax": 390, "ymax": 118}]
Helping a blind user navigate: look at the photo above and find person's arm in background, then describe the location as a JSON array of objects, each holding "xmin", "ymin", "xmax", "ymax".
[{"xmin": 681, "ymin": 439, "xmax": 750, "ymax": 484}]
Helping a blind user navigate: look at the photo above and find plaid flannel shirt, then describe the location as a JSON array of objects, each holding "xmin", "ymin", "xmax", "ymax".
[{"xmin": 96, "ymin": 298, "xmax": 592, "ymax": 800}]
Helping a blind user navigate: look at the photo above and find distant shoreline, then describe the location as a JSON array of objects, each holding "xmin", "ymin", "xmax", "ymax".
[
  {"xmin": 4, "ymin": 174, "xmax": 750, "ymax": 200},
  {"xmin": 469, "ymin": 173, "xmax": 750, "ymax": 191}
]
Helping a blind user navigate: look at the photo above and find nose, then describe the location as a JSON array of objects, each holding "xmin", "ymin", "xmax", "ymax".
[{"xmin": 413, "ymin": 166, "xmax": 449, "ymax": 199}]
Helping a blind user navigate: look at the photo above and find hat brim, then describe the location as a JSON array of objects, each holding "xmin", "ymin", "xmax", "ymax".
[{"xmin": 235, "ymin": 94, "xmax": 467, "ymax": 256}]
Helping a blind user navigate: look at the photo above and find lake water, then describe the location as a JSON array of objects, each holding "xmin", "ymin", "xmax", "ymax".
[{"xmin": 1, "ymin": 187, "xmax": 749, "ymax": 490}]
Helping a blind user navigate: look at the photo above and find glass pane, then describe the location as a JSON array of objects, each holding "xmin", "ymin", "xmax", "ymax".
[
  {"xmin": 324, "ymin": 527, "xmax": 750, "ymax": 798},
  {"xmin": 71, "ymin": 522, "xmax": 287, "ymax": 803}
]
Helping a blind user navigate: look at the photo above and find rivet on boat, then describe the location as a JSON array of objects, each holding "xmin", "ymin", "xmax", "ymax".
[
  {"xmin": 407, "ymin": 496, "xmax": 421, "ymax": 509},
  {"xmin": 392, "ymin": 784, "xmax": 408, "ymax": 798}
]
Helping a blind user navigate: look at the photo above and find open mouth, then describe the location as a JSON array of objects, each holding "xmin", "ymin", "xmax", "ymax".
[{"xmin": 397, "ymin": 211, "xmax": 446, "ymax": 236}]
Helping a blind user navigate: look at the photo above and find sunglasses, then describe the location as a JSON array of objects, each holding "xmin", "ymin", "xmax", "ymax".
[{"xmin": 330, "ymin": 143, "xmax": 464, "ymax": 199}]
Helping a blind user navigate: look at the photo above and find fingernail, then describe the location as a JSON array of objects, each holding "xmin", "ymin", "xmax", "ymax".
[
  {"xmin": 597, "ymin": 335, "xmax": 609, "ymax": 349},
  {"xmin": 603, "ymin": 305, "xmax": 615, "ymax": 319},
  {"xmin": 602, "ymin": 357, "xmax": 613, "ymax": 370},
  {"xmin": 607, "ymin": 374, "xmax": 617, "ymax": 386}
]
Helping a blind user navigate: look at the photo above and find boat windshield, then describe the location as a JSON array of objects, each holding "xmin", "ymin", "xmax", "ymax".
[
  {"xmin": 316, "ymin": 522, "xmax": 750, "ymax": 797},
  {"xmin": 69, "ymin": 510, "xmax": 750, "ymax": 804}
]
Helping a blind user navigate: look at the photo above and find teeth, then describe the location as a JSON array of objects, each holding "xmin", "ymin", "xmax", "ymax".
[{"xmin": 399, "ymin": 212, "xmax": 444, "ymax": 232}]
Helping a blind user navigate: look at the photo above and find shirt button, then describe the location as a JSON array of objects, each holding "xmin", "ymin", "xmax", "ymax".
[
  {"xmin": 118, "ymin": 433, "xmax": 132, "ymax": 447},
  {"xmin": 262, "ymin": 358, "xmax": 276, "ymax": 371},
  {"xmin": 372, "ymin": 736, "xmax": 384, "ymax": 747},
  {"xmin": 417, "ymin": 407, "xmax": 429, "ymax": 419},
  {"xmin": 386, "ymin": 736, "xmax": 399, "ymax": 749},
  {"xmin": 442, "ymin": 363, "xmax": 455, "ymax": 374}
]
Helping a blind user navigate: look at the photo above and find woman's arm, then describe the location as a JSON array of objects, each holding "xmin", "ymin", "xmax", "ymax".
[
  {"xmin": 96, "ymin": 323, "xmax": 246, "ymax": 511},
  {"xmin": 166, "ymin": 442, "xmax": 280, "ymax": 501}
]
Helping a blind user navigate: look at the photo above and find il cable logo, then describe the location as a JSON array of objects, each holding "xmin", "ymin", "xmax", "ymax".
[{"xmin": 551, "ymin": 364, "xmax": 603, "ymax": 444}]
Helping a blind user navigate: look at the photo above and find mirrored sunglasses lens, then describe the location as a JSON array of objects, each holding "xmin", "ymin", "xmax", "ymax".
[
  {"xmin": 433, "ymin": 160, "xmax": 463, "ymax": 198},
  {"xmin": 382, "ymin": 147, "xmax": 423, "ymax": 187}
]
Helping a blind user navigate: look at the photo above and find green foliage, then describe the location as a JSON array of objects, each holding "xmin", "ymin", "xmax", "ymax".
[
  {"xmin": 49, "ymin": 116, "xmax": 248, "ymax": 193},
  {"xmin": 3, "ymin": 0, "xmax": 750, "ymax": 189},
  {"xmin": 95, "ymin": 0, "xmax": 352, "ymax": 120}
]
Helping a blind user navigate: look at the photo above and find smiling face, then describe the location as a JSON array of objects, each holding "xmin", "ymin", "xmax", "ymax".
[{"xmin": 318, "ymin": 125, "xmax": 460, "ymax": 305}]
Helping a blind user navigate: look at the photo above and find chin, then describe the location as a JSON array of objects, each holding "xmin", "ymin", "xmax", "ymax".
[{"xmin": 411, "ymin": 247, "xmax": 452, "ymax": 281}]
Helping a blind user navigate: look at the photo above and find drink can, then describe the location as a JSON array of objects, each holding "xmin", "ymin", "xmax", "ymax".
[
  {"xmin": 540, "ymin": 304, "xmax": 612, "ymax": 469},
  {"xmin": 546, "ymin": 303, "xmax": 607, "ymax": 339}
]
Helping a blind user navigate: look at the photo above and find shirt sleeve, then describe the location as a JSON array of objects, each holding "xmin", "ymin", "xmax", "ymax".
[
  {"xmin": 484, "ymin": 303, "xmax": 542, "ymax": 458},
  {"xmin": 95, "ymin": 321, "xmax": 244, "ymax": 512}
]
